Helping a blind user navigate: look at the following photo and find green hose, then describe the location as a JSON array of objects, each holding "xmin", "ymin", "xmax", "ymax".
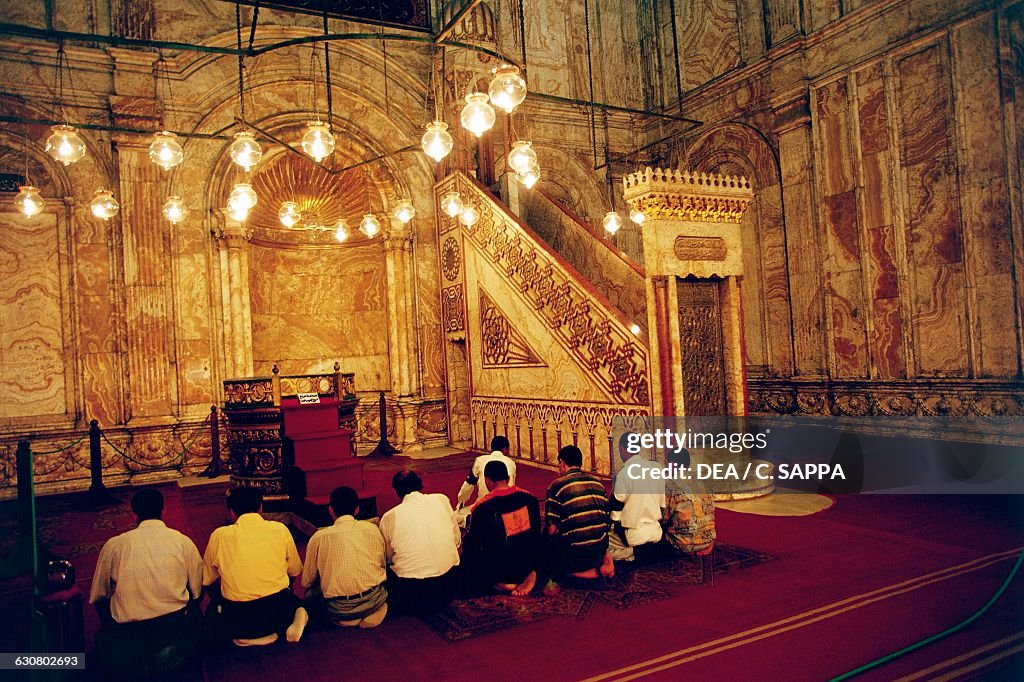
[{"xmin": 830, "ymin": 547, "xmax": 1024, "ymax": 681}]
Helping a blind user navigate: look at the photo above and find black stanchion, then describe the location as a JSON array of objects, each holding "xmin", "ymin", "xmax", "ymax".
[
  {"xmin": 86, "ymin": 420, "xmax": 116, "ymax": 507},
  {"xmin": 0, "ymin": 441, "xmax": 35, "ymax": 579},
  {"xmin": 368, "ymin": 391, "xmax": 399, "ymax": 457},
  {"xmin": 200, "ymin": 405, "xmax": 224, "ymax": 477}
]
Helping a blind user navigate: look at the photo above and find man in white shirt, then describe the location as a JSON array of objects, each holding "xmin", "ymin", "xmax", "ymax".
[
  {"xmin": 302, "ymin": 486, "xmax": 388, "ymax": 628},
  {"xmin": 455, "ymin": 435, "xmax": 518, "ymax": 527},
  {"xmin": 379, "ymin": 469, "xmax": 461, "ymax": 613},
  {"xmin": 608, "ymin": 434, "xmax": 666, "ymax": 561},
  {"xmin": 89, "ymin": 489, "xmax": 203, "ymax": 676}
]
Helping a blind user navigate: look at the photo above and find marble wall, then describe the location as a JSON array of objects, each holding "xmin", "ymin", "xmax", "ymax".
[
  {"xmin": 248, "ymin": 243, "xmax": 391, "ymax": 388},
  {"xmin": 0, "ymin": 0, "xmax": 454, "ymax": 492},
  {"xmin": 657, "ymin": 0, "xmax": 1024, "ymax": 415},
  {"xmin": 0, "ymin": 212, "xmax": 68, "ymax": 419},
  {"xmin": 1, "ymin": 0, "xmax": 1020, "ymax": 493}
]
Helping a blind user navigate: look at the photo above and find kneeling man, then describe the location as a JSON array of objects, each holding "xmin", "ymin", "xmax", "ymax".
[
  {"xmin": 203, "ymin": 488, "xmax": 308, "ymax": 646},
  {"xmin": 380, "ymin": 470, "xmax": 461, "ymax": 613},
  {"xmin": 302, "ymin": 486, "xmax": 388, "ymax": 628},
  {"xmin": 90, "ymin": 489, "xmax": 203, "ymax": 677},
  {"xmin": 462, "ymin": 461, "xmax": 541, "ymax": 596}
]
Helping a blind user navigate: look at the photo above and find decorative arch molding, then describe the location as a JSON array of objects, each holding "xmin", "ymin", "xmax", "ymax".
[
  {"xmin": 686, "ymin": 121, "xmax": 781, "ymax": 189},
  {"xmin": 165, "ymin": 26, "xmax": 430, "ymax": 129},
  {"xmin": 530, "ymin": 146, "xmax": 609, "ymax": 225},
  {"xmin": 0, "ymin": 98, "xmax": 116, "ymax": 199},
  {"xmin": 197, "ymin": 111, "xmax": 416, "ymax": 242}
]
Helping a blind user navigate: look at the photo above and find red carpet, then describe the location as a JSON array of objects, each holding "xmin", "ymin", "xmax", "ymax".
[{"xmin": 2, "ymin": 454, "xmax": 1023, "ymax": 680}]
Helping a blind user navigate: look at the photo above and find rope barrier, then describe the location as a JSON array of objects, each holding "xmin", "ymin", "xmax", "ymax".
[
  {"xmin": 30, "ymin": 431, "xmax": 88, "ymax": 455},
  {"xmin": 101, "ymin": 429, "xmax": 188, "ymax": 470}
]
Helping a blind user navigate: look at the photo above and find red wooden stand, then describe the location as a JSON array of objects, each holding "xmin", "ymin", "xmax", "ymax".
[{"xmin": 280, "ymin": 398, "xmax": 374, "ymax": 516}]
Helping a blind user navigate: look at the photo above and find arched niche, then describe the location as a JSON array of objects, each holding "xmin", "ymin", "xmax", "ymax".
[
  {"xmin": 0, "ymin": 104, "xmax": 118, "ymax": 428},
  {"xmin": 683, "ymin": 122, "xmax": 794, "ymax": 378}
]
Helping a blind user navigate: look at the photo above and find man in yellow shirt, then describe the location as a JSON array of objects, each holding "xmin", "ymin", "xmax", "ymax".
[{"xmin": 203, "ymin": 487, "xmax": 308, "ymax": 646}]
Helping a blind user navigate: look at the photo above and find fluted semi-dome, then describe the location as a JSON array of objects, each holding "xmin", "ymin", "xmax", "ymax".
[{"xmin": 438, "ymin": 0, "xmax": 495, "ymax": 44}]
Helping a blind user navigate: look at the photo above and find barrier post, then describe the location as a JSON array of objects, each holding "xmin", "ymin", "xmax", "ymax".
[
  {"xmin": 86, "ymin": 420, "xmax": 116, "ymax": 506},
  {"xmin": 368, "ymin": 391, "xmax": 399, "ymax": 457},
  {"xmin": 201, "ymin": 405, "xmax": 224, "ymax": 477}
]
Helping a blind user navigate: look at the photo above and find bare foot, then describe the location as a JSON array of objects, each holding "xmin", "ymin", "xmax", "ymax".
[
  {"xmin": 599, "ymin": 552, "xmax": 615, "ymax": 578},
  {"xmin": 570, "ymin": 568, "xmax": 599, "ymax": 579},
  {"xmin": 512, "ymin": 571, "xmax": 537, "ymax": 596},
  {"xmin": 495, "ymin": 582, "xmax": 517, "ymax": 592}
]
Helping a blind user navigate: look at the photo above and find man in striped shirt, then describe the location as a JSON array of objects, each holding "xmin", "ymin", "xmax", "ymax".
[{"xmin": 544, "ymin": 445, "xmax": 615, "ymax": 579}]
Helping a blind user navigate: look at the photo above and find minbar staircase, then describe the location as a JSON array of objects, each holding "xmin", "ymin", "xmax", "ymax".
[{"xmin": 436, "ymin": 172, "xmax": 652, "ymax": 474}]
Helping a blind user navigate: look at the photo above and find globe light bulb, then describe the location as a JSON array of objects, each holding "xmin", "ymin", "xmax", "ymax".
[
  {"xmin": 602, "ymin": 211, "xmax": 623, "ymax": 236},
  {"xmin": 14, "ymin": 185, "xmax": 44, "ymax": 217},
  {"xmin": 148, "ymin": 131, "xmax": 183, "ymax": 170},
  {"xmin": 440, "ymin": 191, "xmax": 463, "ymax": 218},
  {"xmin": 507, "ymin": 140, "xmax": 537, "ymax": 174},
  {"xmin": 228, "ymin": 183, "xmax": 257, "ymax": 213},
  {"xmin": 360, "ymin": 214, "xmax": 381, "ymax": 238},
  {"xmin": 334, "ymin": 219, "xmax": 349, "ymax": 242},
  {"xmin": 392, "ymin": 200, "xmax": 416, "ymax": 224},
  {"xmin": 459, "ymin": 205, "xmax": 480, "ymax": 227},
  {"xmin": 629, "ymin": 208, "xmax": 645, "ymax": 225},
  {"xmin": 460, "ymin": 92, "xmax": 495, "ymax": 138},
  {"xmin": 488, "ymin": 64, "xmax": 527, "ymax": 114},
  {"xmin": 45, "ymin": 125, "xmax": 86, "ymax": 166},
  {"xmin": 516, "ymin": 161, "xmax": 541, "ymax": 189},
  {"xmin": 90, "ymin": 189, "xmax": 119, "ymax": 221},
  {"xmin": 421, "ymin": 120, "xmax": 454, "ymax": 162},
  {"xmin": 629, "ymin": 323, "xmax": 641, "ymax": 335},
  {"xmin": 162, "ymin": 195, "xmax": 188, "ymax": 224},
  {"xmin": 228, "ymin": 204, "xmax": 249, "ymax": 222},
  {"xmin": 278, "ymin": 201, "xmax": 300, "ymax": 228},
  {"xmin": 301, "ymin": 120, "xmax": 335, "ymax": 161},
  {"xmin": 229, "ymin": 131, "xmax": 262, "ymax": 171}
]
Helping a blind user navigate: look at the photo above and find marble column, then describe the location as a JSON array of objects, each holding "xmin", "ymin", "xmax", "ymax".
[
  {"xmin": 107, "ymin": 46, "xmax": 177, "ymax": 423},
  {"xmin": 772, "ymin": 91, "xmax": 827, "ymax": 377},
  {"xmin": 214, "ymin": 217, "xmax": 254, "ymax": 379},
  {"xmin": 383, "ymin": 224, "xmax": 418, "ymax": 398}
]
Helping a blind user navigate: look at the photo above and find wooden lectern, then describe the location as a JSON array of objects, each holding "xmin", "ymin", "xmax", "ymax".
[{"xmin": 222, "ymin": 364, "xmax": 374, "ymax": 517}]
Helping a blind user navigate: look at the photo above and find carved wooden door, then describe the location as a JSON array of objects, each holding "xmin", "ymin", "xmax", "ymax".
[{"xmin": 677, "ymin": 278, "xmax": 727, "ymax": 416}]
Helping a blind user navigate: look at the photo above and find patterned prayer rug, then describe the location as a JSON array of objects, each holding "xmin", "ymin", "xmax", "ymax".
[{"xmin": 421, "ymin": 543, "xmax": 774, "ymax": 642}]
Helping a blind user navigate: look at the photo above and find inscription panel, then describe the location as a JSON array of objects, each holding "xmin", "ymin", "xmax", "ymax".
[{"xmin": 674, "ymin": 235, "xmax": 728, "ymax": 261}]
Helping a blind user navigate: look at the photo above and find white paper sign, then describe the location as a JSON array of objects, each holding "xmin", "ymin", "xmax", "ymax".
[{"xmin": 297, "ymin": 392, "xmax": 321, "ymax": 405}]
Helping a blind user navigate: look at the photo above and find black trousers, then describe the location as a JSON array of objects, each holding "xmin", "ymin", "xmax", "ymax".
[
  {"xmin": 94, "ymin": 604, "xmax": 202, "ymax": 679},
  {"xmin": 207, "ymin": 588, "xmax": 301, "ymax": 641},
  {"xmin": 386, "ymin": 567, "xmax": 455, "ymax": 614}
]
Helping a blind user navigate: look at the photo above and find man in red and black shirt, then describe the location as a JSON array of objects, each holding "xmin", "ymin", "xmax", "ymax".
[{"xmin": 461, "ymin": 461, "xmax": 541, "ymax": 596}]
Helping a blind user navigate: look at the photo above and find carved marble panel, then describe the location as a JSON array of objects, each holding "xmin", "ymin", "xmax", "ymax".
[
  {"xmin": 479, "ymin": 288, "xmax": 546, "ymax": 368},
  {"xmin": 896, "ymin": 43, "xmax": 969, "ymax": 375},
  {"xmin": 0, "ymin": 212, "xmax": 67, "ymax": 418}
]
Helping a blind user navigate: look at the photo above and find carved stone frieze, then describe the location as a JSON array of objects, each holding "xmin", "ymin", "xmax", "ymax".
[
  {"xmin": 622, "ymin": 168, "xmax": 754, "ymax": 223},
  {"xmin": 442, "ymin": 284, "xmax": 466, "ymax": 332},
  {"xmin": 479, "ymin": 288, "xmax": 546, "ymax": 367},
  {"xmin": 471, "ymin": 396, "xmax": 650, "ymax": 474},
  {"xmin": 748, "ymin": 380, "xmax": 1024, "ymax": 421},
  {"xmin": 674, "ymin": 236, "xmax": 727, "ymax": 261}
]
